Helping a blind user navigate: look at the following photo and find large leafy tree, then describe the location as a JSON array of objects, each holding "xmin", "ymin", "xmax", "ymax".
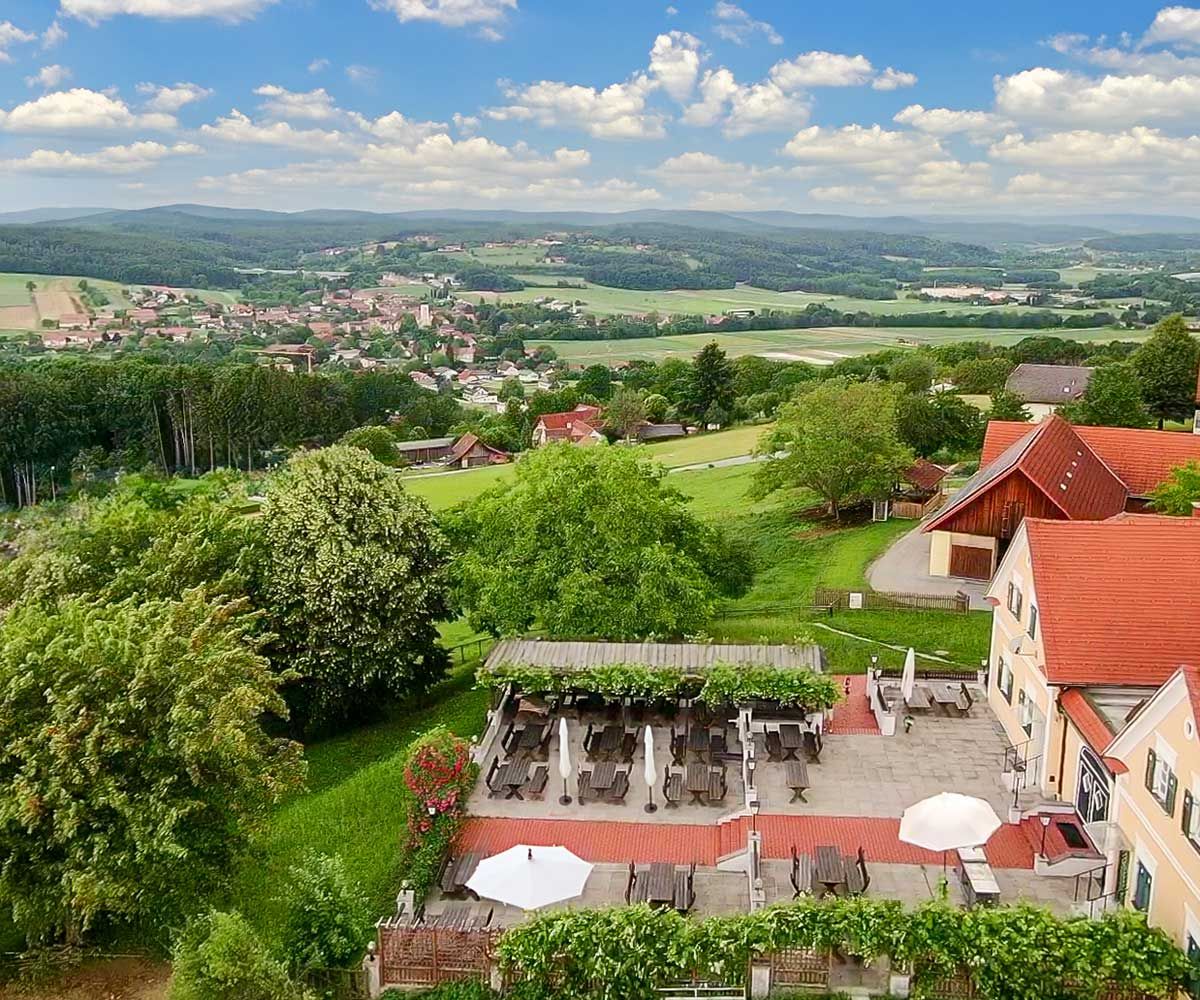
[
  {"xmin": 1059, "ymin": 362, "xmax": 1150, "ymax": 428},
  {"xmin": 1149, "ymin": 460, "xmax": 1200, "ymax": 516},
  {"xmin": 259, "ymin": 446, "xmax": 452, "ymax": 726},
  {"xmin": 604, "ymin": 388, "xmax": 648, "ymax": 441},
  {"xmin": 0, "ymin": 590, "xmax": 303, "ymax": 943},
  {"xmin": 1130, "ymin": 314, "xmax": 1200, "ymax": 428},
  {"xmin": 754, "ymin": 379, "xmax": 914, "ymax": 520},
  {"xmin": 987, "ymin": 389, "xmax": 1032, "ymax": 422},
  {"xmin": 896, "ymin": 391, "xmax": 984, "ymax": 457},
  {"xmin": 446, "ymin": 444, "xmax": 750, "ymax": 638},
  {"xmin": 687, "ymin": 342, "xmax": 735, "ymax": 421}
]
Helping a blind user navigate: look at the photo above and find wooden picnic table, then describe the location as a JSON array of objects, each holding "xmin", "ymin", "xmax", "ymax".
[
  {"xmin": 784, "ymin": 760, "xmax": 810, "ymax": 802},
  {"xmin": 440, "ymin": 852, "xmax": 483, "ymax": 896},
  {"xmin": 597, "ymin": 724, "xmax": 624, "ymax": 759},
  {"xmin": 685, "ymin": 762, "xmax": 710, "ymax": 804},
  {"xmin": 778, "ymin": 724, "xmax": 803, "ymax": 760},
  {"xmin": 636, "ymin": 862, "xmax": 676, "ymax": 906},
  {"xmin": 590, "ymin": 761, "xmax": 617, "ymax": 792},
  {"xmin": 687, "ymin": 726, "xmax": 710, "ymax": 758},
  {"xmin": 515, "ymin": 723, "xmax": 546, "ymax": 751},
  {"xmin": 930, "ymin": 684, "xmax": 960, "ymax": 710},
  {"xmin": 905, "ymin": 685, "xmax": 934, "ymax": 711},
  {"xmin": 495, "ymin": 758, "xmax": 530, "ymax": 799},
  {"xmin": 814, "ymin": 845, "xmax": 846, "ymax": 896}
]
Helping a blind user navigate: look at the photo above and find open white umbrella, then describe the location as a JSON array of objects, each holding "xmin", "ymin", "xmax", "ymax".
[
  {"xmin": 899, "ymin": 792, "xmax": 1001, "ymax": 872},
  {"xmin": 557, "ymin": 716, "xmax": 572, "ymax": 805},
  {"xmin": 900, "ymin": 647, "xmax": 917, "ymax": 703},
  {"xmin": 466, "ymin": 845, "xmax": 593, "ymax": 910},
  {"xmin": 643, "ymin": 725, "xmax": 657, "ymax": 814}
]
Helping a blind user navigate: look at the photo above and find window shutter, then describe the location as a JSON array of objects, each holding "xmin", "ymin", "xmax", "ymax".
[
  {"xmin": 1183, "ymin": 789, "xmax": 1194, "ymax": 836},
  {"xmin": 1007, "ymin": 582, "xmax": 1013, "ymax": 612},
  {"xmin": 1144, "ymin": 747, "xmax": 1157, "ymax": 792},
  {"xmin": 1166, "ymin": 772, "xmax": 1178, "ymax": 816}
]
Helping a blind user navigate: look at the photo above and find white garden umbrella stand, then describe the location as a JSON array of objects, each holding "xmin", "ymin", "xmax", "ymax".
[
  {"xmin": 899, "ymin": 792, "xmax": 1002, "ymax": 873},
  {"xmin": 900, "ymin": 647, "xmax": 917, "ymax": 704},
  {"xmin": 557, "ymin": 717, "xmax": 572, "ymax": 805},
  {"xmin": 643, "ymin": 725, "xmax": 657, "ymax": 814},
  {"xmin": 465, "ymin": 844, "xmax": 594, "ymax": 911}
]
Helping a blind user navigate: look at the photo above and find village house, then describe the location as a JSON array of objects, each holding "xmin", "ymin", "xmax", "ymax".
[
  {"xmin": 984, "ymin": 513, "xmax": 1200, "ymax": 953},
  {"xmin": 922, "ymin": 416, "xmax": 1200, "ymax": 580},
  {"xmin": 443, "ymin": 432, "xmax": 510, "ymax": 469},
  {"xmin": 531, "ymin": 404, "xmax": 605, "ymax": 447},
  {"xmin": 1004, "ymin": 364, "xmax": 1095, "ymax": 421}
]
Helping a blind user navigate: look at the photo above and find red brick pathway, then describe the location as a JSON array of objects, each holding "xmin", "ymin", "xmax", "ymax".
[
  {"xmin": 457, "ymin": 814, "xmax": 1033, "ymax": 869},
  {"xmin": 825, "ymin": 674, "xmax": 881, "ymax": 735}
]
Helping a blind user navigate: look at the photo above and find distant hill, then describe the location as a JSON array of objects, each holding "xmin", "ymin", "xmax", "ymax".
[{"xmin": 0, "ymin": 207, "xmax": 111, "ymax": 224}]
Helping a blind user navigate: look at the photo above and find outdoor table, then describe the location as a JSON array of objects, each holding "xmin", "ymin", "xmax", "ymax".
[
  {"xmin": 641, "ymin": 862, "xmax": 675, "ymax": 906},
  {"xmin": 778, "ymin": 724, "xmax": 803, "ymax": 760},
  {"xmin": 590, "ymin": 761, "xmax": 617, "ymax": 792},
  {"xmin": 960, "ymin": 862, "xmax": 1000, "ymax": 907},
  {"xmin": 686, "ymin": 762, "xmax": 710, "ymax": 804},
  {"xmin": 687, "ymin": 726, "xmax": 710, "ymax": 758},
  {"xmin": 516, "ymin": 723, "xmax": 545, "ymax": 751},
  {"xmin": 496, "ymin": 758, "xmax": 530, "ymax": 799},
  {"xmin": 906, "ymin": 685, "xmax": 934, "ymax": 711},
  {"xmin": 784, "ymin": 760, "xmax": 810, "ymax": 802},
  {"xmin": 814, "ymin": 845, "xmax": 846, "ymax": 896},
  {"xmin": 598, "ymin": 725, "xmax": 624, "ymax": 759},
  {"xmin": 930, "ymin": 685, "xmax": 960, "ymax": 713},
  {"xmin": 440, "ymin": 851, "xmax": 483, "ymax": 896}
]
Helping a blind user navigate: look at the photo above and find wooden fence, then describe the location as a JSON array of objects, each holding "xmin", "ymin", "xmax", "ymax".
[
  {"xmin": 301, "ymin": 966, "xmax": 370, "ymax": 999},
  {"xmin": 376, "ymin": 921, "xmax": 499, "ymax": 988},
  {"xmin": 891, "ymin": 492, "xmax": 946, "ymax": 520},
  {"xmin": 769, "ymin": 947, "xmax": 830, "ymax": 990},
  {"xmin": 813, "ymin": 586, "xmax": 971, "ymax": 614}
]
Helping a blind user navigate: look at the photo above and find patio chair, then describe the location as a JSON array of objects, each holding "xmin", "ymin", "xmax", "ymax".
[
  {"xmin": 707, "ymin": 765, "xmax": 727, "ymax": 803},
  {"xmin": 663, "ymin": 766, "xmax": 683, "ymax": 808},
  {"xmin": 624, "ymin": 862, "xmax": 637, "ymax": 904},
  {"xmin": 484, "ymin": 757, "xmax": 500, "ymax": 793},
  {"xmin": 802, "ymin": 730, "xmax": 822, "ymax": 764},
  {"xmin": 620, "ymin": 731, "xmax": 636, "ymax": 763},
  {"xmin": 956, "ymin": 683, "xmax": 974, "ymax": 716},
  {"xmin": 500, "ymin": 722, "xmax": 516, "ymax": 754},
  {"xmin": 674, "ymin": 862, "xmax": 696, "ymax": 913},
  {"xmin": 765, "ymin": 730, "xmax": 784, "ymax": 763},
  {"xmin": 609, "ymin": 770, "xmax": 630, "ymax": 803},
  {"xmin": 845, "ymin": 847, "xmax": 870, "ymax": 896},
  {"xmin": 527, "ymin": 765, "xmax": 549, "ymax": 798},
  {"xmin": 578, "ymin": 769, "xmax": 593, "ymax": 803},
  {"xmin": 710, "ymin": 729, "xmax": 728, "ymax": 759}
]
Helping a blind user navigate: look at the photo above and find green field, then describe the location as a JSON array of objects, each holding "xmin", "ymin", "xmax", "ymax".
[
  {"xmin": 437, "ymin": 245, "xmax": 550, "ymax": 267},
  {"xmin": 528, "ymin": 323, "xmax": 1136, "ymax": 364},
  {"xmin": 0, "ymin": 272, "xmax": 239, "ymax": 311}
]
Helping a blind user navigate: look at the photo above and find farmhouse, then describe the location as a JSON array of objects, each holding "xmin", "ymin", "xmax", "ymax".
[
  {"xmin": 394, "ymin": 436, "xmax": 456, "ymax": 465},
  {"xmin": 444, "ymin": 432, "xmax": 510, "ymax": 469},
  {"xmin": 922, "ymin": 415, "xmax": 1200, "ymax": 579},
  {"xmin": 1003, "ymin": 364, "xmax": 1094, "ymax": 421},
  {"xmin": 532, "ymin": 404, "xmax": 605, "ymax": 447}
]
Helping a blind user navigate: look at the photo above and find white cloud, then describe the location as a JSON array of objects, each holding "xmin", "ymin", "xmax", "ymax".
[
  {"xmin": 649, "ymin": 150, "xmax": 786, "ymax": 187},
  {"xmin": 989, "ymin": 126, "xmax": 1200, "ymax": 169},
  {"xmin": 809, "ymin": 184, "xmax": 887, "ymax": 205},
  {"xmin": 665, "ymin": 4, "xmax": 678, "ymax": 14},
  {"xmin": 893, "ymin": 103, "xmax": 1011, "ymax": 137},
  {"xmin": 872, "ymin": 66, "xmax": 917, "ymax": 90},
  {"xmin": 351, "ymin": 110, "xmax": 449, "ymax": 143},
  {"xmin": 770, "ymin": 51, "xmax": 874, "ymax": 88},
  {"xmin": 994, "ymin": 66, "xmax": 1200, "ymax": 126},
  {"xmin": 683, "ymin": 67, "xmax": 809, "ymax": 135},
  {"xmin": 200, "ymin": 109, "xmax": 347, "ymax": 149},
  {"xmin": 0, "ymin": 88, "xmax": 176, "ymax": 133},
  {"xmin": 649, "ymin": 31, "xmax": 703, "ymax": 102},
  {"xmin": 60, "ymin": 0, "xmax": 278, "ymax": 23},
  {"xmin": 255, "ymin": 84, "xmax": 338, "ymax": 121},
  {"xmin": 898, "ymin": 159, "xmax": 992, "ymax": 201},
  {"xmin": 782, "ymin": 123, "xmax": 946, "ymax": 174},
  {"xmin": 367, "ymin": 0, "xmax": 517, "ymax": 30},
  {"xmin": 137, "ymin": 82, "xmax": 212, "ymax": 112},
  {"xmin": 346, "ymin": 64, "xmax": 378, "ymax": 86},
  {"xmin": 453, "ymin": 112, "xmax": 479, "ymax": 134},
  {"xmin": 308, "ymin": 57, "xmax": 330, "ymax": 73},
  {"xmin": 26, "ymin": 65, "xmax": 72, "ymax": 89},
  {"xmin": 42, "ymin": 20, "xmax": 67, "ymax": 49},
  {"xmin": 488, "ymin": 75, "xmax": 665, "ymax": 139},
  {"xmin": 712, "ymin": 1, "xmax": 782, "ymax": 45},
  {"xmin": 2, "ymin": 140, "xmax": 200, "ymax": 175},
  {"xmin": 0, "ymin": 21, "xmax": 36, "ymax": 62},
  {"xmin": 1142, "ymin": 5, "xmax": 1200, "ymax": 47}
]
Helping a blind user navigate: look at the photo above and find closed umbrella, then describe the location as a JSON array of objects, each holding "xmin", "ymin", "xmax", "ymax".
[
  {"xmin": 466, "ymin": 844, "xmax": 593, "ymax": 910},
  {"xmin": 643, "ymin": 725, "xmax": 657, "ymax": 814},
  {"xmin": 899, "ymin": 792, "xmax": 1001, "ymax": 873},
  {"xmin": 900, "ymin": 647, "xmax": 917, "ymax": 703},
  {"xmin": 557, "ymin": 716, "xmax": 572, "ymax": 805}
]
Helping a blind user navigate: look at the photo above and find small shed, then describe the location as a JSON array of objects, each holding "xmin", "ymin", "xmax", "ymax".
[{"xmin": 395, "ymin": 436, "xmax": 455, "ymax": 464}]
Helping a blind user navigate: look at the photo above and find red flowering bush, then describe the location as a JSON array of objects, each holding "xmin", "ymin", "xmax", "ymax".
[{"xmin": 400, "ymin": 727, "xmax": 478, "ymax": 868}]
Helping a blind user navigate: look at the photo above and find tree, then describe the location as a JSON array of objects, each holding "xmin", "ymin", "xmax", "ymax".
[
  {"xmin": 951, "ymin": 357, "xmax": 1013, "ymax": 394},
  {"xmin": 703, "ymin": 402, "xmax": 729, "ymax": 429},
  {"xmin": 887, "ymin": 354, "xmax": 936, "ymax": 395},
  {"xmin": 0, "ymin": 590, "xmax": 303, "ymax": 942},
  {"xmin": 643, "ymin": 393, "xmax": 669, "ymax": 423},
  {"xmin": 259, "ymin": 446, "xmax": 452, "ymax": 727},
  {"xmin": 1149, "ymin": 460, "xmax": 1200, "ymax": 516},
  {"xmin": 280, "ymin": 853, "xmax": 371, "ymax": 971},
  {"xmin": 576, "ymin": 364, "xmax": 614, "ymax": 400},
  {"xmin": 988, "ymin": 389, "xmax": 1032, "ymax": 422},
  {"xmin": 688, "ymin": 342, "xmax": 734, "ymax": 421},
  {"xmin": 445, "ymin": 444, "xmax": 751, "ymax": 638},
  {"xmin": 498, "ymin": 377, "xmax": 525, "ymax": 403},
  {"xmin": 171, "ymin": 910, "xmax": 301, "ymax": 1000},
  {"xmin": 896, "ymin": 391, "xmax": 984, "ymax": 457},
  {"xmin": 337, "ymin": 425, "xmax": 399, "ymax": 465},
  {"xmin": 604, "ymin": 388, "xmax": 648, "ymax": 441},
  {"xmin": 1059, "ymin": 362, "xmax": 1150, "ymax": 428},
  {"xmin": 1131, "ymin": 315, "xmax": 1200, "ymax": 428},
  {"xmin": 754, "ymin": 379, "xmax": 914, "ymax": 520}
]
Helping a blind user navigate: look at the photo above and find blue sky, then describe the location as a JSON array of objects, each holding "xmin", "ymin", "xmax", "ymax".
[{"xmin": 1, "ymin": 0, "xmax": 1198, "ymax": 214}]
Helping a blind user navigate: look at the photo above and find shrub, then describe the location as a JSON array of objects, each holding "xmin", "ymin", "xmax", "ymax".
[
  {"xmin": 171, "ymin": 910, "xmax": 304, "ymax": 1000},
  {"xmin": 280, "ymin": 853, "xmax": 372, "ymax": 971}
]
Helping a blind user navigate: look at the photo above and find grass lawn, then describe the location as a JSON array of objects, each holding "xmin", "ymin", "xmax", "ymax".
[{"xmin": 675, "ymin": 463, "xmax": 991, "ymax": 671}]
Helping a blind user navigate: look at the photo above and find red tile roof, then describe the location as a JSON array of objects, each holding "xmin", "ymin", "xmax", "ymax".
[
  {"xmin": 1025, "ymin": 515, "xmax": 1200, "ymax": 686},
  {"xmin": 903, "ymin": 459, "xmax": 948, "ymax": 492},
  {"xmin": 1059, "ymin": 689, "xmax": 1120, "ymax": 767},
  {"xmin": 982, "ymin": 420, "xmax": 1200, "ymax": 496},
  {"xmin": 535, "ymin": 405, "xmax": 603, "ymax": 431},
  {"xmin": 1182, "ymin": 664, "xmax": 1200, "ymax": 730}
]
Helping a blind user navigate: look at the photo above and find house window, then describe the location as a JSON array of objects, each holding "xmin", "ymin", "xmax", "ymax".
[
  {"xmin": 1006, "ymin": 581, "xmax": 1023, "ymax": 619},
  {"xmin": 1028, "ymin": 604, "xmax": 1038, "ymax": 640},
  {"xmin": 1144, "ymin": 747, "xmax": 1178, "ymax": 816},
  {"xmin": 998, "ymin": 657, "xmax": 1014, "ymax": 704},
  {"xmin": 1183, "ymin": 788, "xmax": 1200, "ymax": 854},
  {"xmin": 1132, "ymin": 860, "xmax": 1153, "ymax": 912},
  {"xmin": 1018, "ymin": 690, "xmax": 1034, "ymax": 737}
]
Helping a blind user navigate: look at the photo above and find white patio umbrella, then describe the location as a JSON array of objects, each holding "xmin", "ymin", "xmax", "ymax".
[
  {"xmin": 899, "ymin": 792, "xmax": 1002, "ymax": 872},
  {"xmin": 466, "ymin": 845, "xmax": 593, "ymax": 910},
  {"xmin": 900, "ymin": 647, "xmax": 917, "ymax": 703},
  {"xmin": 557, "ymin": 716, "xmax": 572, "ymax": 805},
  {"xmin": 643, "ymin": 724, "xmax": 657, "ymax": 814}
]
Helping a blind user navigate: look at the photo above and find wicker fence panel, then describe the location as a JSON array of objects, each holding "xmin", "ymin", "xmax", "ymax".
[
  {"xmin": 768, "ymin": 947, "xmax": 830, "ymax": 990},
  {"xmin": 377, "ymin": 923, "xmax": 498, "ymax": 988}
]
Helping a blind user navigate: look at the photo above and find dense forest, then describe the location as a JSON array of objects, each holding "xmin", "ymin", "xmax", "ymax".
[{"xmin": 0, "ymin": 360, "xmax": 462, "ymax": 505}]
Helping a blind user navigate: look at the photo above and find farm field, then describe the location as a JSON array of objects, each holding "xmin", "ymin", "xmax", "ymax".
[
  {"xmin": 436, "ymin": 245, "xmax": 550, "ymax": 267},
  {"xmin": 0, "ymin": 273, "xmax": 239, "ymax": 327},
  {"xmin": 528, "ymin": 323, "xmax": 1136, "ymax": 365},
  {"xmin": 461, "ymin": 280, "xmax": 1099, "ymax": 319}
]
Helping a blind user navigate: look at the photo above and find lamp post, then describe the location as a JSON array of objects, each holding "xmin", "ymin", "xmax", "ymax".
[
  {"xmin": 750, "ymin": 798, "xmax": 760, "ymax": 835},
  {"xmin": 1039, "ymin": 814, "xmax": 1051, "ymax": 858}
]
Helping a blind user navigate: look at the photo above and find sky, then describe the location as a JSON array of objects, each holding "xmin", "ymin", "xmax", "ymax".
[{"xmin": 1, "ymin": 0, "xmax": 1200, "ymax": 216}]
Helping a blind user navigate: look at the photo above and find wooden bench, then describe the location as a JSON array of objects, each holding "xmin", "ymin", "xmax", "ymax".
[
  {"xmin": 785, "ymin": 760, "xmax": 810, "ymax": 802},
  {"xmin": 790, "ymin": 846, "xmax": 813, "ymax": 898},
  {"xmin": 527, "ymin": 765, "xmax": 548, "ymax": 798},
  {"xmin": 578, "ymin": 769, "xmax": 594, "ymax": 803},
  {"xmin": 609, "ymin": 769, "xmax": 630, "ymax": 803},
  {"xmin": 674, "ymin": 862, "xmax": 696, "ymax": 913},
  {"xmin": 765, "ymin": 731, "xmax": 784, "ymax": 762},
  {"xmin": 707, "ymin": 765, "xmax": 727, "ymax": 804},
  {"xmin": 802, "ymin": 730, "xmax": 822, "ymax": 764},
  {"xmin": 663, "ymin": 767, "xmax": 683, "ymax": 807},
  {"xmin": 844, "ymin": 848, "xmax": 869, "ymax": 896}
]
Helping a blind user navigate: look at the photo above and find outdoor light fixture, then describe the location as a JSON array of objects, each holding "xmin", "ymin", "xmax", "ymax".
[
  {"xmin": 1039, "ymin": 814, "xmax": 1052, "ymax": 857},
  {"xmin": 750, "ymin": 798, "xmax": 761, "ymax": 834}
]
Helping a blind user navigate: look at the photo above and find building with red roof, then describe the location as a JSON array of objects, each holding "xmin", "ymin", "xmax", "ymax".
[
  {"xmin": 531, "ymin": 404, "xmax": 605, "ymax": 447},
  {"xmin": 922, "ymin": 415, "xmax": 1200, "ymax": 580}
]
